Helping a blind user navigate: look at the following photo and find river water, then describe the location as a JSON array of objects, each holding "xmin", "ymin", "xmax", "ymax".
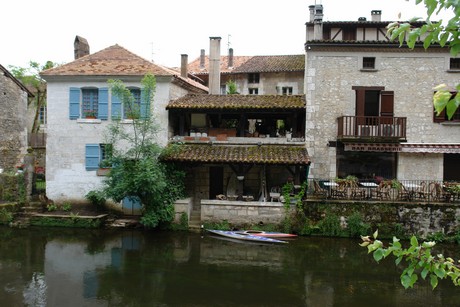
[{"xmin": 0, "ymin": 227, "xmax": 458, "ymax": 307}]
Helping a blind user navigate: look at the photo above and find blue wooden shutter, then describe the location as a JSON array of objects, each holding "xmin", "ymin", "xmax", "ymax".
[
  {"xmin": 69, "ymin": 88, "xmax": 80, "ymax": 119},
  {"xmin": 111, "ymin": 91, "xmax": 122, "ymax": 119},
  {"xmin": 98, "ymin": 88, "xmax": 108, "ymax": 120},
  {"xmin": 85, "ymin": 144, "xmax": 100, "ymax": 170},
  {"xmin": 140, "ymin": 89, "xmax": 149, "ymax": 119}
]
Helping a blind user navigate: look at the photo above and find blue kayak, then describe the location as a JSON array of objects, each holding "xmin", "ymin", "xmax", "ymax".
[{"xmin": 206, "ymin": 229, "xmax": 288, "ymax": 244}]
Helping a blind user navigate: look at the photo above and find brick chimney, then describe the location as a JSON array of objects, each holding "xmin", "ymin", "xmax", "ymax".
[
  {"xmin": 74, "ymin": 36, "xmax": 89, "ymax": 59},
  {"xmin": 208, "ymin": 37, "xmax": 221, "ymax": 95},
  {"xmin": 200, "ymin": 49, "xmax": 205, "ymax": 69},
  {"xmin": 180, "ymin": 54, "xmax": 188, "ymax": 78},
  {"xmin": 371, "ymin": 10, "xmax": 382, "ymax": 22},
  {"xmin": 228, "ymin": 48, "xmax": 234, "ymax": 68}
]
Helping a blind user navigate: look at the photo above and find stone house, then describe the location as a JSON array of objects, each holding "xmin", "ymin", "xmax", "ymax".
[
  {"xmin": 0, "ymin": 64, "xmax": 34, "ymax": 172},
  {"xmin": 40, "ymin": 40, "xmax": 207, "ymax": 204},
  {"xmin": 162, "ymin": 38, "xmax": 310, "ymax": 225},
  {"xmin": 187, "ymin": 42, "xmax": 304, "ymax": 96},
  {"xmin": 304, "ymin": 4, "xmax": 460, "ymax": 182}
]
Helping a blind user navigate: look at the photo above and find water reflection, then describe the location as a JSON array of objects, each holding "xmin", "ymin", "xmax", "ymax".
[{"xmin": 0, "ymin": 227, "xmax": 458, "ymax": 307}]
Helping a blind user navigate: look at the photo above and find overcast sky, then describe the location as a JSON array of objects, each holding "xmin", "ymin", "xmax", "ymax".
[{"xmin": 1, "ymin": 0, "xmax": 448, "ymax": 70}]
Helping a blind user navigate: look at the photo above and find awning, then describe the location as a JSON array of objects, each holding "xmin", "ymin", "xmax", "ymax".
[{"xmin": 344, "ymin": 143, "xmax": 460, "ymax": 153}]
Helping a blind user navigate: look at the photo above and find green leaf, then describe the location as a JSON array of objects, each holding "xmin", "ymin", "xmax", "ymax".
[
  {"xmin": 434, "ymin": 268, "xmax": 446, "ymax": 278},
  {"xmin": 401, "ymin": 274, "xmax": 412, "ymax": 289},
  {"xmin": 395, "ymin": 256, "xmax": 403, "ymax": 266},
  {"xmin": 373, "ymin": 248, "xmax": 385, "ymax": 262},
  {"xmin": 410, "ymin": 236, "xmax": 419, "ymax": 247},
  {"xmin": 430, "ymin": 274, "xmax": 439, "ymax": 289},
  {"xmin": 373, "ymin": 229, "xmax": 378, "ymax": 239},
  {"xmin": 421, "ymin": 268, "xmax": 429, "ymax": 280}
]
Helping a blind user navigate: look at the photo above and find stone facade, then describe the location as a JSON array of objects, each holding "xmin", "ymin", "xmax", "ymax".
[
  {"xmin": 305, "ymin": 49, "xmax": 459, "ymax": 181},
  {"xmin": 225, "ymin": 71, "xmax": 304, "ymax": 95},
  {"xmin": 0, "ymin": 65, "xmax": 30, "ymax": 172}
]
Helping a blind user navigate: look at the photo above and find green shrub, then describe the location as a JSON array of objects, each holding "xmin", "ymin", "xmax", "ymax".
[
  {"xmin": 347, "ymin": 212, "xmax": 371, "ymax": 238},
  {"xmin": 62, "ymin": 202, "xmax": 72, "ymax": 212},
  {"xmin": 317, "ymin": 212, "xmax": 343, "ymax": 236},
  {"xmin": 85, "ymin": 190, "xmax": 106, "ymax": 211},
  {"xmin": 0, "ymin": 208, "xmax": 13, "ymax": 225}
]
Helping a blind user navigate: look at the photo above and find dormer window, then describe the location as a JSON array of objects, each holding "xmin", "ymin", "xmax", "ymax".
[
  {"xmin": 363, "ymin": 57, "xmax": 376, "ymax": 69},
  {"xmin": 248, "ymin": 73, "xmax": 260, "ymax": 84}
]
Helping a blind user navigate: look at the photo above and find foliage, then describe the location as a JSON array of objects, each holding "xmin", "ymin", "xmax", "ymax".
[
  {"xmin": 317, "ymin": 212, "xmax": 344, "ymax": 236},
  {"xmin": 46, "ymin": 203, "xmax": 57, "ymax": 212},
  {"xmin": 386, "ymin": 0, "xmax": 460, "ymax": 119},
  {"xmin": 203, "ymin": 220, "xmax": 230, "ymax": 230},
  {"xmin": 30, "ymin": 216, "xmax": 102, "ymax": 228},
  {"xmin": 171, "ymin": 212, "xmax": 189, "ymax": 231},
  {"xmin": 226, "ymin": 80, "xmax": 239, "ymax": 94},
  {"xmin": 85, "ymin": 190, "xmax": 106, "ymax": 211},
  {"xmin": 361, "ymin": 230, "xmax": 460, "ymax": 289},
  {"xmin": 0, "ymin": 208, "xmax": 13, "ymax": 225},
  {"xmin": 347, "ymin": 212, "xmax": 371, "ymax": 238},
  {"xmin": 102, "ymin": 74, "xmax": 186, "ymax": 229},
  {"xmin": 10, "ymin": 61, "xmax": 57, "ymax": 132},
  {"xmin": 62, "ymin": 202, "xmax": 72, "ymax": 212}
]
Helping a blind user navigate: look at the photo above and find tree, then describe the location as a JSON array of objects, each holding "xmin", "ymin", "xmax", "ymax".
[
  {"xmin": 9, "ymin": 61, "xmax": 56, "ymax": 132},
  {"xmin": 387, "ymin": 0, "xmax": 460, "ymax": 119},
  {"xmin": 361, "ymin": 230, "xmax": 460, "ymax": 289},
  {"xmin": 102, "ymin": 74, "xmax": 185, "ymax": 228}
]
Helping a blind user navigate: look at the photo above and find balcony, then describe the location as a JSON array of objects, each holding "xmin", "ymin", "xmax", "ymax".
[{"xmin": 337, "ymin": 116, "xmax": 406, "ymax": 141}]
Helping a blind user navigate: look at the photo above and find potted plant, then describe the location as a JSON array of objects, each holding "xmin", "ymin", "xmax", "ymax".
[{"xmin": 83, "ymin": 110, "xmax": 97, "ymax": 119}]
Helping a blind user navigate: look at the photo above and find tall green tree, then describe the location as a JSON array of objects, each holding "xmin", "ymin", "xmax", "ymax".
[
  {"xmin": 9, "ymin": 61, "xmax": 56, "ymax": 132},
  {"xmin": 387, "ymin": 0, "xmax": 460, "ymax": 119},
  {"xmin": 102, "ymin": 74, "xmax": 185, "ymax": 228}
]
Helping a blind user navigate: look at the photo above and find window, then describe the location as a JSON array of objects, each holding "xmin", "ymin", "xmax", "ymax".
[
  {"xmin": 248, "ymin": 73, "xmax": 260, "ymax": 84},
  {"xmin": 249, "ymin": 88, "xmax": 258, "ymax": 95},
  {"xmin": 39, "ymin": 105, "xmax": 47, "ymax": 125},
  {"xmin": 362, "ymin": 57, "xmax": 376, "ymax": 69},
  {"xmin": 69, "ymin": 87, "xmax": 108, "ymax": 120},
  {"xmin": 85, "ymin": 144, "xmax": 112, "ymax": 170},
  {"xmin": 111, "ymin": 87, "xmax": 148, "ymax": 119},
  {"xmin": 434, "ymin": 92, "xmax": 460, "ymax": 122},
  {"xmin": 450, "ymin": 58, "xmax": 460, "ymax": 70},
  {"xmin": 282, "ymin": 87, "xmax": 293, "ymax": 95}
]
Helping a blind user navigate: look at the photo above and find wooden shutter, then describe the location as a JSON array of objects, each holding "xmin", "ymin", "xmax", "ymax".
[
  {"xmin": 85, "ymin": 144, "xmax": 100, "ymax": 170},
  {"xmin": 380, "ymin": 91, "xmax": 394, "ymax": 117},
  {"xmin": 355, "ymin": 88, "xmax": 366, "ymax": 125},
  {"xmin": 111, "ymin": 92, "xmax": 122, "ymax": 119},
  {"xmin": 69, "ymin": 88, "xmax": 80, "ymax": 119},
  {"xmin": 98, "ymin": 88, "xmax": 108, "ymax": 120}
]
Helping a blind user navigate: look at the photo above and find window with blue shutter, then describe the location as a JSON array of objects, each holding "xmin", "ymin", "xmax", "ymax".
[
  {"xmin": 98, "ymin": 88, "xmax": 108, "ymax": 120},
  {"xmin": 111, "ymin": 92, "xmax": 122, "ymax": 119},
  {"xmin": 85, "ymin": 144, "xmax": 100, "ymax": 170},
  {"xmin": 69, "ymin": 88, "xmax": 81, "ymax": 119}
]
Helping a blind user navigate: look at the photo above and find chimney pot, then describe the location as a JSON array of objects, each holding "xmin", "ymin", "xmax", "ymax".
[
  {"xmin": 200, "ymin": 49, "xmax": 205, "ymax": 69},
  {"xmin": 371, "ymin": 10, "xmax": 382, "ymax": 22},
  {"xmin": 74, "ymin": 35, "xmax": 90, "ymax": 59},
  {"xmin": 228, "ymin": 48, "xmax": 234, "ymax": 68},
  {"xmin": 180, "ymin": 54, "xmax": 188, "ymax": 78}
]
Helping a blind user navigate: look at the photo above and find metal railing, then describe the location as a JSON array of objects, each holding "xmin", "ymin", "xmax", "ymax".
[{"xmin": 307, "ymin": 179, "xmax": 460, "ymax": 203}]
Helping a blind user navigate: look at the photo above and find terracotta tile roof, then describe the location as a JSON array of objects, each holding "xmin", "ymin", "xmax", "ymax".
[
  {"xmin": 188, "ymin": 55, "xmax": 253, "ymax": 74},
  {"xmin": 232, "ymin": 55, "xmax": 305, "ymax": 73},
  {"xmin": 161, "ymin": 144, "xmax": 310, "ymax": 165},
  {"xmin": 166, "ymin": 94, "xmax": 305, "ymax": 110},
  {"xmin": 40, "ymin": 44, "xmax": 174, "ymax": 76}
]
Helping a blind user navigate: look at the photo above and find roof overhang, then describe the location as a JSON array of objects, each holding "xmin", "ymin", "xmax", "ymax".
[
  {"xmin": 161, "ymin": 144, "xmax": 310, "ymax": 165},
  {"xmin": 344, "ymin": 143, "xmax": 460, "ymax": 153}
]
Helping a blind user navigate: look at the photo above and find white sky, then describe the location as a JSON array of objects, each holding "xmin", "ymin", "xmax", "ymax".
[{"xmin": 1, "ymin": 0, "xmax": 448, "ymax": 70}]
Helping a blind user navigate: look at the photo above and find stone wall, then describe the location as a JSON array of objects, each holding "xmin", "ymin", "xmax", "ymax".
[
  {"xmin": 304, "ymin": 200, "xmax": 460, "ymax": 238},
  {"xmin": 0, "ymin": 72, "xmax": 28, "ymax": 171},
  {"xmin": 201, "ymin": 199, "xmax": 291, "ymax": 226}
]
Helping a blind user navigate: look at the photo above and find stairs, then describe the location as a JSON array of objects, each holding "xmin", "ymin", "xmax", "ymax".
[
  {"xmin": 188, "ymin": 209, "xmax": 202, "ymax": 232},
  {"xmin": 11, "ymin": 202, "xmax": 43, "ymax": 228}
]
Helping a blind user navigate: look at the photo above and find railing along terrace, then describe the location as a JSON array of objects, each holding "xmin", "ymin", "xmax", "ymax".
[
  {"xmin": 307, "ymin": 179, "xmax": 460, "ymax": 203},
  {"xmin": 337, "ymin": 116, "xmax": 406, "ymax": 140}
]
